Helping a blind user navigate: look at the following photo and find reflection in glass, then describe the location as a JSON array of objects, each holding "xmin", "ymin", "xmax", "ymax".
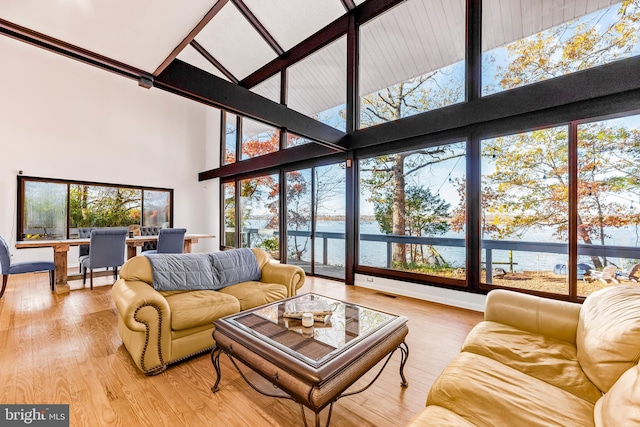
[
  {"xmin": 23, "ymin": 181, "xmax": 67, "ymax": 239},
  {"xmin": 238, "ymin": 294, "xmax": 396, "ymax": 366},
  {"xmin": 359, "ymin": 142, "xmax": 466, "ymax": 280},
  {"xmin": 481, "ymin": 127, "xmax": 569, "ymax": 295},
  {"xmin": 143, "ymin": 190, "xmax": 170, "ymax": 227}
]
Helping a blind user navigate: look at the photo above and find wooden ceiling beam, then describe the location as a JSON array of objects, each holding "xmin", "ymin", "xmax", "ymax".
[
  {"xmin": 0, "ymin": 18, "xmax": 151, "ymax": 83},
  {"xmin": 155, "ymin": 59, "xmax": 347, "ymax": 148},
  {"xmin": 239, "ymin": 0, "xmax": 404, "ymax": 89},
  {"xmin": 153, "ymin": 0, "xmax": 229, "ymax": 76},
  {"xmin": 231, "ymin": 0, "xmax": 284, "ymax": 56},
  {"xmin": 341, "ymin": 0, "xmax": 357, "ymax": 11},
  {"xmin": 199, "ymin": 143, "xmax": 342, "ymax": 181},
  {"xmin": 190, "ymin": 40, "xmax": 238, "ymax": 83}
]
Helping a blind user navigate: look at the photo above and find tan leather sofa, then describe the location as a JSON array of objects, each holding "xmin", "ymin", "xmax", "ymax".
[
  {"xmin": 111, "ymin": 248, "xmax": 305, "ymax": 375},
  {"xmin": 407, "ymin": 286, "xmax": 640, "ymax": 426}
]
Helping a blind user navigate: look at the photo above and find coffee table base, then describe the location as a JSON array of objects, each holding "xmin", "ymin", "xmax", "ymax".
[{"xmin": 211, "ymin": 341, "xmax": 409, "ymax": 427}]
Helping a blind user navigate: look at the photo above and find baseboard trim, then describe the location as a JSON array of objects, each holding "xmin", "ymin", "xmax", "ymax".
[{"xmin": 354, "ymin": 274, "xmax": 486, "ymax": 312}]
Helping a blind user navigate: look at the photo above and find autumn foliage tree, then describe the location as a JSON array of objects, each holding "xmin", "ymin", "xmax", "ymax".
[{"xmin": 477, "ymin": 1, "xmax": 640, "ymax": 269}]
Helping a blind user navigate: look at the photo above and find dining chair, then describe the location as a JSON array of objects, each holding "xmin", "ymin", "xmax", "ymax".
[
  {"xmin": 79, "ymin": 228, "xmax": 127, "ymax": 290},
  {"xmin": 77, "ymin": 227, "xmax": 95, "ymax": 259},
  {"xmin": 143, "ymin": 228, "xmax": 187, "ymax": 254},
  {"xmin": 139, "ymin": 226, "xmax": 161, "ymax": 252},
  {"xmin": 0, "ymin": 235, "xmax": 55, "ymax": 297}
]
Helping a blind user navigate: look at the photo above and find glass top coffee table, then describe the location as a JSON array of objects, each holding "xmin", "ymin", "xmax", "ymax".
[{"xmin": 211, "ymin": 293, "xmax": 409, "ymax": 427}]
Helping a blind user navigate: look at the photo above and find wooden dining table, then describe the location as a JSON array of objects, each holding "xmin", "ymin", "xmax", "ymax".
[{"xmin": 15, "ymin": 234, "xmax": 215, "ymax": 294}]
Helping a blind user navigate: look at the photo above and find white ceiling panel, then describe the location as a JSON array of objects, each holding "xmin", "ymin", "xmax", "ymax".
[
  {"xmin": 359, "ymin": 0, "xmax": 465, "ymax": 97},
  {"xmin": 0, "ymin": 0, "xmax": 218, "ymax": 72},
  {"xmin": 288, "ymin": 36, "xmax": 346, "ymax": 119},
  {"xmin": 242, "ymin": 0, "xmax": 346, "ymax": 51},
  {"xmin": 195, "ymin": 2, "xmax": 277, "ymax": 80},
  {"xmin": 482, "ymin": 0, "xmax": 621, "ymax": 51},
  {"xmin": 250, "ymin": 73, "xmax": 281, "ymax": 103},
  {"xmin": 177, "ymin": 44, "xmax": 230, "ymax": 81}
]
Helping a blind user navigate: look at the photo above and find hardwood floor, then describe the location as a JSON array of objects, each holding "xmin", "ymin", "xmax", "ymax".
[{"xmin": 0, "ymin": 271, "xmax": 483, "ymax": 427}]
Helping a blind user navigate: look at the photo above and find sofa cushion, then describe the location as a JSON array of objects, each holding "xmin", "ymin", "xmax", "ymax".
[
  {"xmin": 219, "ymin": 281, "xmax": 288, "ymax": 311},
  {"xmin": 164, "ymin": 290, "xmax": 240, "ymax": 331},
  {"xmin": 594, "ymin": 364, "xmax": 640, "ymax": 427},
  {"xmin": 577, "ymin": 285, "xmax": 640, "ymax": 393},
  {"xmin": 462, "ymin": 321, "xmax": 602, "ymax": 403},
  {"xmin": 427, "ymin": 352, "xmax": 595, "ymax": 427}
]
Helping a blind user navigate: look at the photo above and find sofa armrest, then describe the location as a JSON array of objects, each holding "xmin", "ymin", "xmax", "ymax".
[
  {"xmin": 484, "ymin": 289, "xmax": 581, "ymax": 344},
  {"xmin": 111, "ymin": 278, "xmax": 172, "ymax": 374},
  {"xmin": 261, "ymin": 262, "xmax": 305, "ymax": 297}
]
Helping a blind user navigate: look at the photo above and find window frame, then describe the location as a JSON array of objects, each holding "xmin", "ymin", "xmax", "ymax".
[{"xmin": 17, "ymin": 175, "xmax": 173, "ymax": 241}]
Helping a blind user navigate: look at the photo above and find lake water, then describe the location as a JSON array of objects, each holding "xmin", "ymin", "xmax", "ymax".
[{"xmin": 253, "ymin": 220, "xmax": 640, "ymax": 272}]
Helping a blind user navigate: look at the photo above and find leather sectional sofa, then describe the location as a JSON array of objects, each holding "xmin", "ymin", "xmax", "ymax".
[
  {"xmin": 407, "ymin": 286, "xmax": 640, "ymax": 426},
  {"xmin": 111, "ymin": 248, "xmax": 305, "ymax": 375}
]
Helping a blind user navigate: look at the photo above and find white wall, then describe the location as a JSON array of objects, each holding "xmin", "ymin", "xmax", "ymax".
[{"xmin": 0, "ymin": 36, "xmax": 218, "ymax": 265}]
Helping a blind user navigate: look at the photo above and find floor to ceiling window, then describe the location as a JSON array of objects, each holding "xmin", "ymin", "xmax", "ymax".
[
  {"xmin": 481, "ymin": 126, "xmax": 570, "ymax": 295},
  {"xmin": 214, "ymin": 0, "xmax": 640, "ymax": 302},
  {"xmin": 239, "ymin": 174, "xmax": 280, "ymax": 255},
  {"xmin": 284, "ymin": 163, "xmax": 346, "ymax": 280},
  {"xmin": 358, "ymin": 141, "xmax": 466, "ymax": 282},
  {"xmin": 577, "ymin": 113, "xmax": 640, "ymax": 296}
]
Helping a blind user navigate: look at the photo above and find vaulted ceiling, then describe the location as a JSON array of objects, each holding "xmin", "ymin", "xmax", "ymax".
[{"xmin": 0, "ymin": 0, "xmax": 623, "ymax": 149}]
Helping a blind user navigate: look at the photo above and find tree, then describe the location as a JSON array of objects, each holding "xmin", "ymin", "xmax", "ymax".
[
  {"xmin": 474, "ymin": 2, "xmax": 640, "ymax": 269},
  {"xmin": 69, "ymin": 185, "xmax": 141, "ymax": 228},
  {"xmin": 360, "ymin": 70, "xmax": 463, "ymax": 268},
  {"xmin": 374, "ymin": 186, "xmax": 451, "ymax": 267},
  {"xmin": 487, "ymin": 1, "xmax": 640, "ymax": 94},
  {"xmin": 361, "ymin": 145, "xmax": 463, "ymax": 267}
]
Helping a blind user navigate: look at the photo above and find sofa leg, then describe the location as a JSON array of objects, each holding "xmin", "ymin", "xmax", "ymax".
[
  {"xmin": 49, "ymin": 270, "xmax": 54, "ymax": 292},
  {"xmin": 90, "ymin": 270, "xmax": 93, "ymax": 290}
]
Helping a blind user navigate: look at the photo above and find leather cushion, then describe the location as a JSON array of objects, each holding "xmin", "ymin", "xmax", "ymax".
[
  {"xmin": 577, "ymin": 285, "xmax": 640, "ymax": 392},
  {"xmin": 463, "ymin": 321, "xmax": 602, "ymax": 403},
  {"xmin": 427, "ymin": 352, "xmax": 595, "ymax": 427},
  {"xmin": 219, "ymin": 281, "xmax": 288, "ymax": 311},
  {"xmin": 594, "ymin": 364, "xmax": 640, "ymax": 427},
  {"xmin": 164, "ymin": 290, "xmax": 240, "ymax": 331}
]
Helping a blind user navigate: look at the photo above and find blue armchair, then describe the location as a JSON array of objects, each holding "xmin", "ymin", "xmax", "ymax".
[
  {"xmin": 143, "ymin": 228, "xmax": 186, "ymax": 254},
  {"xmin": 1, "ymin": 235, "xmax": 55, "ymax": 297},
  {"xmin": 79, "ymin": 228, "xmax": 127, "ymax": 289}
]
